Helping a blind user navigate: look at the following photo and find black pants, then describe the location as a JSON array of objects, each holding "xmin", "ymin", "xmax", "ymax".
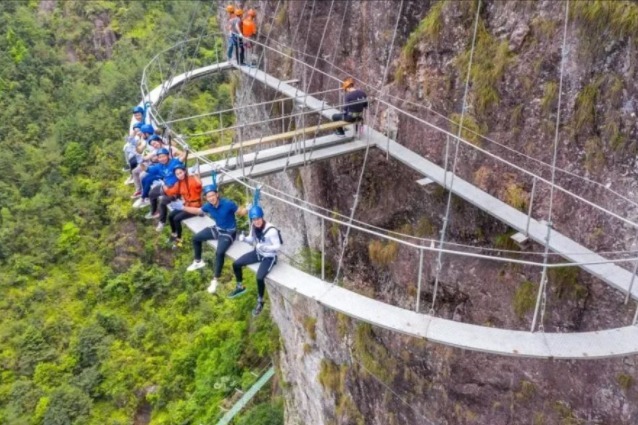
[
  {"xmin": 128, "ymin": 156, "xmax": 138, "ymax": 173},
  {"xmin": 158, "ymin": 195, "xmax": 177, "ymax": 223},
  {"xmin": 192, "ymin": 227, "xmax": 236, "ymax": 278},
  {"xmin": 168, "ymin": 210, "xmax": 196, "ymax": 238},
  {"xmin": 149, "ymin": 185, "xmax": 163, "ymax": 214},
  {"xmin": 233, "ymin": 250, "xmax": 277, "ymax": 299},
  {"xmin": 331, "ymin": 112, "xmax": 360, "ymax": 134},
  {"xmin": 236, "ymin": 38, "xmax": 244, "ymax": 64}
]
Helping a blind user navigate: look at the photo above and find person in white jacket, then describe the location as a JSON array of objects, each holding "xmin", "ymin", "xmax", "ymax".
[{"xmin": 229, "ymin": 204, "xmax": 282, "ymax": 316}]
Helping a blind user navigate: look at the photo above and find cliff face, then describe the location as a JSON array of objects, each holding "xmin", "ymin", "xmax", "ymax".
[{"xmin": 233, "ymin": 1, "xmax": 638, "ymax": 424}]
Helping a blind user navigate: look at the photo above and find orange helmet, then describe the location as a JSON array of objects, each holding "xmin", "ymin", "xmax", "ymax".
[
  {"xmin": 247, "ymin": 9, "xmax": 257, "ymax": 17},
  {"xmin": 342, "ymin": 77, "xmax": 354, "ymax": 90},
  {"xmin": 235, "ymin": 8, "xmax": 243, "ymax": 16},
  {"xmin": 226, "ymin": 5, "xmax": 235, "ymax": 13}
]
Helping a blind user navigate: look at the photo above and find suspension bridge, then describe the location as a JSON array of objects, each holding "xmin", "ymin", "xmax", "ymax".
[
  {"xmin": 129, "ymin": 2, "xmax": 638, "ymax": 421},
  {"xmin": 135, "ymin": 6, "xmax": 638, "ymax": 361}
]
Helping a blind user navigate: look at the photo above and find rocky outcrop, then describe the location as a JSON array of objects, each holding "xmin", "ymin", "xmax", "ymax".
[{"xmin": 233, "ymin": 1, "xmax": 638, "ymax": 423}]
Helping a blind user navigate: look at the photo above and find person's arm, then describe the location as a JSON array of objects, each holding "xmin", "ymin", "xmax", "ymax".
[
  {"xmin": 236, "ymin": 205, "xmax": 247, "ymax": 216},
  {"xmin": 259, "ymin": 228, "xmax": 281, "ymax": 253},
  {"xmin": 163, "ymin": 181, "xmax": 180, "ymax": 197},
  {"xmin": 242, "ymin": 226, "xmax": 256, "ymax": 244},
  {"xmin": 182, "ymin": 205, "xmax": 202, "ymax": 215}
]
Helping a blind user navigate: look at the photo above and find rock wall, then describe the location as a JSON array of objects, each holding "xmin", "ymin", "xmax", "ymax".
[{"xmin": 231, "ymin": 1, "xmax": 638, "ymax": 423}]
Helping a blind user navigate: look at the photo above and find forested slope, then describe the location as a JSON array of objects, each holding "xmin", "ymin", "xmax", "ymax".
[{"xmin": 0, "ymin": 2, "xmax": 281, "ymax": 424}]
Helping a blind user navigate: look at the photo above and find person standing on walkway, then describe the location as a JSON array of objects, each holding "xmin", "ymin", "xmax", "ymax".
[
  {"xmin": 242, "ymin": 9, "xmax": 258, "ymax": 66},
  {"xmin": 227, "ymin": 8, "xmax": 245, "ymax": 65}
]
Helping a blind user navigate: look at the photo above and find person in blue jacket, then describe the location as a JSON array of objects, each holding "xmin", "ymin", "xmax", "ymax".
[
  {"xmin": 138, "ymin": 147, "xmax": 186, "ymax": 215},
  {"xmin": 230, "ymin": 202, "xmax": 282, "ymax": 316},
  {"xmin": 179, "ymin": 176, "xmax": 247, "ymax": 293}
]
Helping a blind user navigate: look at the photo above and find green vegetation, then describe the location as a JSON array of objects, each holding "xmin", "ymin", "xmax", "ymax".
[
  {"xmin": 617, "ymin": 373, "xmax": 634, "ymax": 391},
  {"xmin": 368, "ymin": 239, "xmax": 399, "ymax": 266},
  {"xmin": 0, "ymin": 2, "xmax": 280, "ymax": 424},
  {"xmin": 548, "ymin": 267, "xmax": 587, "ymax": 300},
  {"xmin": 513, "ymin": 281, "xmax": 538, "ymax": 318},
  {"xmin": 401, "ymin": 1, "xmax": 447, "ymax": 69},
  {"xmin": 571, "ymin": 1, "xmax": 638, "ymax": 39},
  {"xmin": 455, "ymin": 21, "xmax": 514, "ymax": 117},
  {"xmin": 353, "ymin": 324, "xmax": 396, "ymax": 384},
  {"xmin": 303, "ymin": 317, "xmax": 317, "ymax": 341},
  {"xmin": 540, "ymin": 81, "xmax": 558, "ymax": 115},
  {"xmin": 573, "ymin": 81, "xmax": 600, "ymax": 135},
  {"xmin": 449, "ymin": 112, "xmax": 484, "ymax": 146}
]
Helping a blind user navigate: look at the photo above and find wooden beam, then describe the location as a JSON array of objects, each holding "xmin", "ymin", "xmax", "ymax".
[{"xmin": 196, "ymin": 121, "xmax": 349, "ymax": 157}]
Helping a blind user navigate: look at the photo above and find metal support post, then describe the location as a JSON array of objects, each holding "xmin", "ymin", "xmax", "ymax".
[
  {"xmin": 633, "ymin": 302, "xmax": 638, "ymax": 325},
  {"xmin": 321, "ymin": 218, "xmax": 325, "ymax": 281},
  {"xmin": 525, "ymin": 177, "xmax": 537, "ymax": 236},
  {"xmin": 625, "ymin": 259, "xmax": 638, "ymax": 304},
  {"xmin": 416, "ymin": 248, "xmax": 424, "ymax": 313}
]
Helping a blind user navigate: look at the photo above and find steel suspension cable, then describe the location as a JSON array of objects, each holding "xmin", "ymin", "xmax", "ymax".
[
  {"xmin": 431, "ymin": 0, "xmax": 482, "ymax": 312},
  {"xmin": 333, "ymin": 0, "xmax": 405, "ymax": 284},
  {"xmin": 531, "ymin": 0, "xmax": 570, "ymax": 333}
]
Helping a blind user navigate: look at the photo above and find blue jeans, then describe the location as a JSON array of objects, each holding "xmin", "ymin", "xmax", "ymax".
[{"xmin": 227, "ymin": 34, "xmax": 244, "ymax": 64}]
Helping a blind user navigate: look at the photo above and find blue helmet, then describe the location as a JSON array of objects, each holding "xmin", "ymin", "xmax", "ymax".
[
  {"xmin": 203, "ymin": 184, "xmax": 218, "ymax": 194},
  {"xmin": 147, "ymin": 134, "xmax": 161, "ymax": 145},
  {"xmin": 141, "ymin": 124, "xmax": 155, "ymax": 135},
  {"xmin": 132, "ymin": 106, "xmax": 145, "ymax": 114},
  {"xmin": 156, "ymin": 148, "xmax": 170, "ymax": 156},
  {"xmin": 133, "ymin": 122, "xmax": 144, "ymax": 129},
  {"xmin": 249, "ymin": 205, "xmax": 264, "ymax": 220}
]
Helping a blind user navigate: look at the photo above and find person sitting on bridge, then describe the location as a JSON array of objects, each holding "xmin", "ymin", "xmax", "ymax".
[
  {"xmin": 123, "ymin": 122, "xmax": 144, "ymax": 184},
  {"xmin": 132, "ymin": 133, "xmax": 182, "ymax": 201},
  {"xmin": 229, "ymin": 189, "xmax": 282, "ymax": 316},
  {"xmin": 181, "ymin": 175, "xmax": 247, "ymax": 294},
  {"xmin": 157, "ymin": 163, "xmax": 202, "ymax": 237},
  {"xmin": 332, "ymin": 77, "xmax": 368, "ymax": 136},
  {"xmin": 227, "ymin": 8, "xmax": 245, "ymax": 65},
  {"xmin": 130, "ymin": 106, "xmax": 145, "ymax": 135},
  {"xmin": 242, "ymin": 9, "xmax": 257, "ymax": 66},
  {"xmin": 138, "ymin": 147, "xmax": 186, "ymax": 213}
]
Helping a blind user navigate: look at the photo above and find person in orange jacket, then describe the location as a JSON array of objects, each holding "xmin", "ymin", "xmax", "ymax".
[
  {"xmin": 242, "ymin": 9, "xmax": 258, "ymax": 66},
  {"xmin": 160, "ymin": 164, "xmax": 203, "ymax": 247}
]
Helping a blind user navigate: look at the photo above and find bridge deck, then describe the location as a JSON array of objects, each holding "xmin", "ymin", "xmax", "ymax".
[
  {"xmin": 138, "ymin": 61, "xmax": 638, "ymax": 358},
  {"xmin": 232, "ymin": 63, "xmax": 638, "ymax": 301}
]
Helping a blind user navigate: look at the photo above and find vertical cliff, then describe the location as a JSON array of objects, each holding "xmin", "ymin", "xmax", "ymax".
[{"xmin": 231, "ymin": 1, "xmax": 638, "ymax": 423}]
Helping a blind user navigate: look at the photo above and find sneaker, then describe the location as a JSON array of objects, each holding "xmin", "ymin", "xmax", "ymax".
[
  {"xmin": 144, "ymin": 211, "xmax": 159, "ymax": 220},
  {"xmin": 130, "ymin": 191, "xmax": 142, "ymax": 199},
  {"xmin": 252, "ymin": 301, "xmax": 265, "ymax": 316},
  {"xmin": 334, "ymin": 129, "xmax": 346, "ymax": 136},
  {"xmin": 207, "ymin": 278, "xmax": 218, "ymax": 294},
  {"xmin": 155, "ymin": 222, "xmax": 165, "ymax": 232},
  {"xmin": 228, "ymin": 285, "xmax": 247, "ymax": 299},
  {"xmin": 124, "ymin": 176, "xmax": 134, "ymax": 185},
  {"xmin": 134, "ymin": 198, "xmax": 150, "ymax": 209},
  {"xmin": 122, "ymin": 166, "xmax": 131, "ymax": 173},
  {"xmin": 186, "ymin": 260, "xmax": 206, "ymax": 272}
]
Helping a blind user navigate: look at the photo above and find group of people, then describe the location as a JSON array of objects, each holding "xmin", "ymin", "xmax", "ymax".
[
  {"xmin": 122, "ymin": 105, "xmax": 281, "ymax": 316},
  {"xmin": 225, "ymin": 4, "xmax": 258, "ymax": 66}
]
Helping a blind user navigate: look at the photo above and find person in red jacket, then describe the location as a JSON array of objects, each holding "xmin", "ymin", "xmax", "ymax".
[{"xmin": 161, "ymin": 165, "xmax": 203, "ymax": 247}]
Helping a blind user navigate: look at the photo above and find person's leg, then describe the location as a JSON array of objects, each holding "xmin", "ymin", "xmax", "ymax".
[
  {"xmin": 227, "ymin": 36, "xmax": 234, "ymax": 60},
  {"xmin": 332, "ymin": 113, "xmax": 346, "ymax": 135},
  {"xmin": 171, "ymin": 210, "xmax": 195, "ymax": 239},
  {"xmin": 230, "ymin": 250, "xmax": 259, "ymax": 297},
  {"xmin": 192, "ymin": 227, "xmax": 217, "ymax": 261},
  {"xmin": 141, "ymin": 174, "xmax": 156, "ymax": 199},
  {"xmin": 158, "ymin": 195, "xmax": 175, "ymax": 224},
  {"xmin": 238, "ymin": 38, "xmax": 244, "ymax": 64},
  {"xmin": 132, "ymin": 165, "xmax": 143, "ymax": 193},
  {"xmin": 255, "ymin": 256, "xmax": 277, "ymax": 300},
  {"xmin": 149, "ymin": 185, "xmax": 164, "ymax": 215},
  {"xmin": 213, "ymin": 231, "xmax": 236, "ymax": 278}
]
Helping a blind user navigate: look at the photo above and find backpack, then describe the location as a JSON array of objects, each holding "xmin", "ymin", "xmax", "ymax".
[{"xmin": 264, "ymin": 226, "xmax": 284, "ymax": 245}]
